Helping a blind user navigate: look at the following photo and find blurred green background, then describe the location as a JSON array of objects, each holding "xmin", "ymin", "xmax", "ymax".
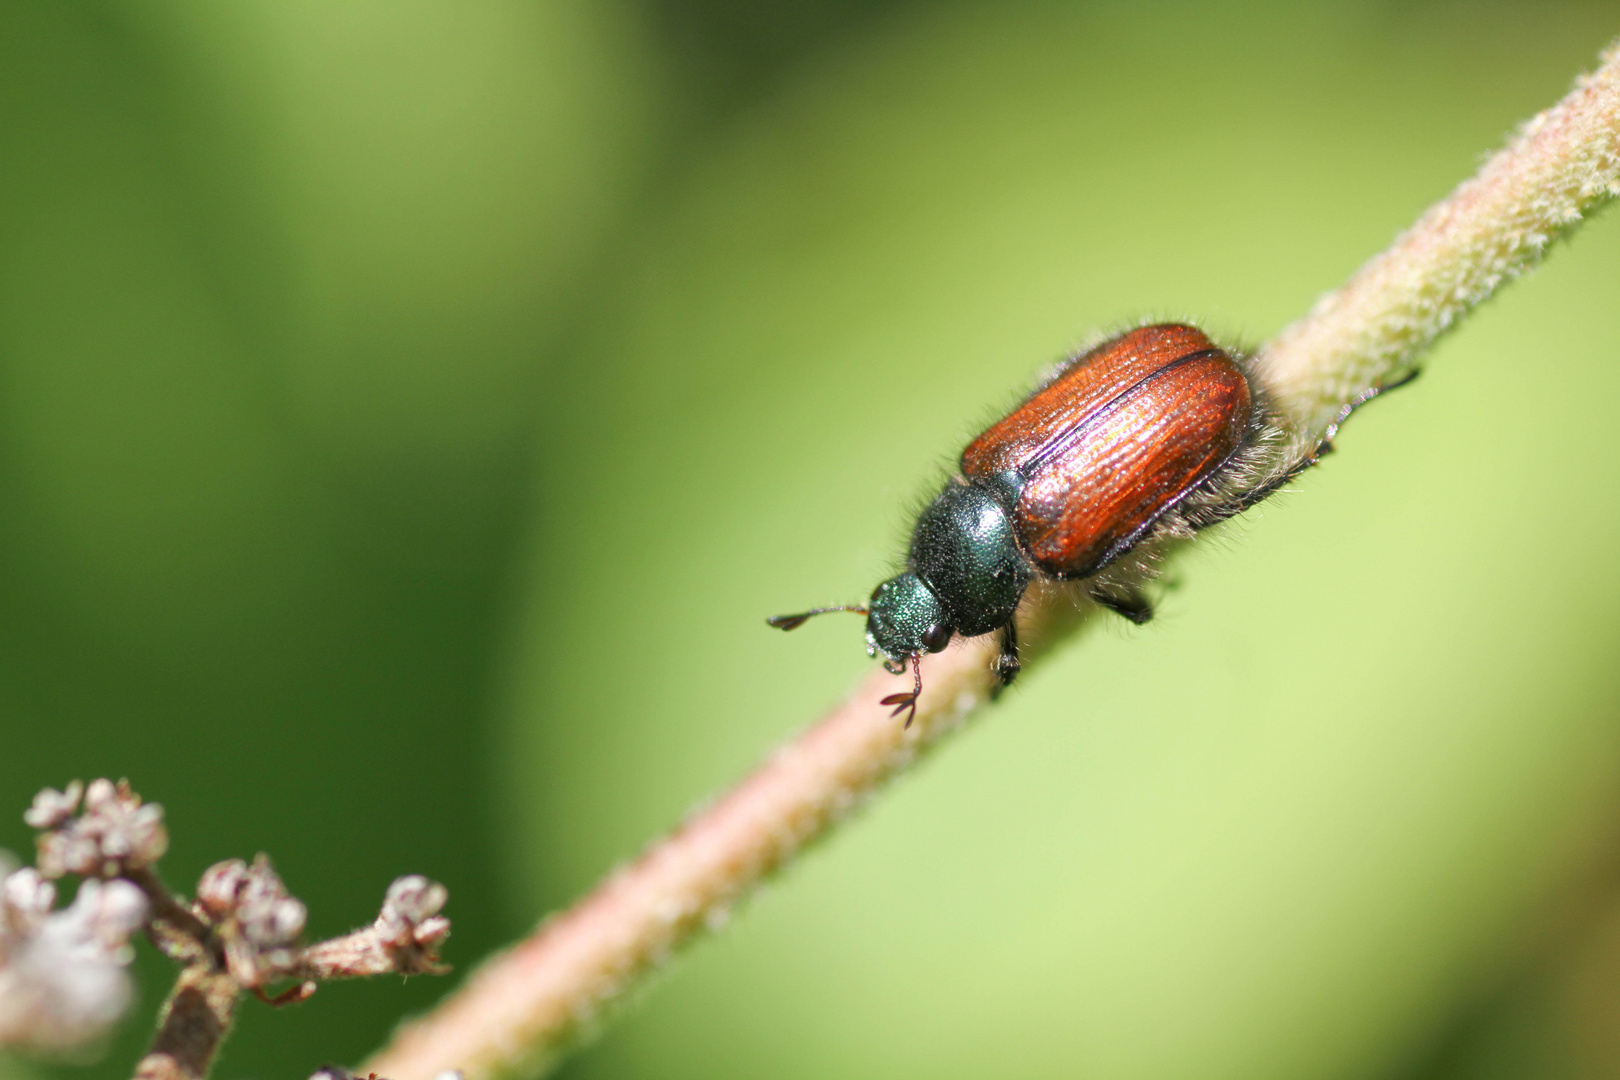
[{"xmin": 3, "ymin": 1, "xmax": 1620, "ymax": 1077}]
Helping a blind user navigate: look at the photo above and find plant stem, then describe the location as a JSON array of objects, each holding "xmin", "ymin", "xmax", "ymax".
[
  {"xmin": 364, "ymin": 37, "xmax": 1620, "ymax": 1080},
  {"xmin": 366, "ymin": 626, "xmax": 1014, "ymax": 1080},
  {"xmin": 133, "ymin": 967, "xmax": 239, "ymax": 1080},
  {"xmin": 1262, "ymin": 40, "xmax": 1620, "ymax": 447}
]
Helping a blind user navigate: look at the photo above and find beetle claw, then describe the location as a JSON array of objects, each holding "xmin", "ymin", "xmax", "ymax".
[
  {"xmin": 880, "ymin": 692, "xmax": 919, "ymax": 727},
  {"xmin": 879, "ymin": 652, "xmax": 925, "ymax": 728}
]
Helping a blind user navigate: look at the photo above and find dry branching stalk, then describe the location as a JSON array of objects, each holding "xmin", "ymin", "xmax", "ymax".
[
  {"xmin": 365, "ymin": 37, "xmax": 1620, "ymax": 1080},
  {"xmin": 0, "ymin": 780, "xmax": 452, "ymax": 1079}
]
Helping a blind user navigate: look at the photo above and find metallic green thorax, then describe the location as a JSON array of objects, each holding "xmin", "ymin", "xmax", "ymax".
[{"xmin": 865, "ymin": 481, "xmax": 1032, "ymax": 663}]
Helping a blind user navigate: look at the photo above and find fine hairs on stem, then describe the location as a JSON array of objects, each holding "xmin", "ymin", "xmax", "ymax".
[{"xmin": 363, "ymin": 38, "xmax": 1620, "ymax": 1080}]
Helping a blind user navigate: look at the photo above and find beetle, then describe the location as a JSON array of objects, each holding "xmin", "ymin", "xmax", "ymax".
[{"xmin": 769, "ymin": 323, "xmax": 1408, "ymax": 725}]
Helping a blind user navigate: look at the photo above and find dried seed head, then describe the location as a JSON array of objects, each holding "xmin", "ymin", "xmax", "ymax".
[
  {"xmin": 235, "ymin": 858, "xmax": 307, "ymax": 949},
  {"xmin": 23, "ymin": 783, "xmax": 82, "ymax": 831},
  {"xmin": 196, "ymin": 858, "xmax": 250, "ymax": 918},
  {"xmin": 0, "ymin": 872, "xmax": 148, "ymax": 1052},
  {"xmin": 31, "ymin": 779, "xmax": 167, "ymax": 879},
  {"xmin": 204, "ymin": 855, "xmax": 308, "ymax": 987},
  {"xmin": 1, "ymin": 868, "xmax": 57, "ymax": 941},
  {"xmin": 376, "ymin": 875, "xmax": 449, "ymax": 948}
]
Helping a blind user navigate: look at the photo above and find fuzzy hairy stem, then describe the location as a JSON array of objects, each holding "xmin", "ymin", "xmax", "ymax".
[
  {"xmin": 123, "ymin": 867, "xmax": 217, "ymax": 966},
  {"xmin": 365, "ymin": 626, "xmax": 1011, "ymax": 1080},
  {"xmin": 364, "ymin": 38, "xmax": 1620, "ymax": 1080},
  {"xmin": 133, "ymin": 967, "xmax": 239, "ymax": 1080},
  {"xmin": 1261, "ymin": 40, "xmax": 1620, "ymax": 446}
]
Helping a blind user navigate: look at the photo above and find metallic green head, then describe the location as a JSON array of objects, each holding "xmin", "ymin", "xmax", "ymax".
[{"xmin": 864, "ymin": 571, "xmax": 949, "ymax": 671}]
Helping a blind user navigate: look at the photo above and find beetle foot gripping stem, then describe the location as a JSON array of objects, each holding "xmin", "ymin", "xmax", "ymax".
[
  {"xmin": 1087, "ymin": 586, "xmax": 1154, "ymax": 625},
  {"xmin": 990, "ymin": 621, "xmax": 1020, "ymax": 700},
  {"xmin": 880, "ymin": 653, "xmax": 924, "ymax": 728}
]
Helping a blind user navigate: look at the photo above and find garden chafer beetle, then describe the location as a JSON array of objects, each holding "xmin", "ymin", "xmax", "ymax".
[{"xmin": 770, "ymin": 323, "xmax": 1408, "ymax": 724}]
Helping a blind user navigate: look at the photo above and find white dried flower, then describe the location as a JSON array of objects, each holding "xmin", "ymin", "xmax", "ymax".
[
  {"xmin": 206, "ymin": 856, "xmax": 307, "ymax": 987},
  {"xmin": 375, "ymin": 876, "xmax": 449, "ymax": 949},
  {"xmin": 0, "ymin": 875, "xmax": 148, "ymax": 1052},
  {"xmin": 2, "ymin": 868, "xmax": 56, "ymax": 941},
  {"xmin": 235, "ymin": 862, "xmax": 306, "ymax": 949},
  {"xmin": 23, "ymin": 783, "xmax": 82, "ymax": 830},
  {"xmin": 196, "ymin": 858, "xmax": 250, "ymax": 918},
  {"xmin": 32, "ymin": 779, "xmax": 167, "ymax": 879}
]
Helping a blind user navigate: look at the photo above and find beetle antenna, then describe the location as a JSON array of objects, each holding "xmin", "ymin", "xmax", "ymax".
[
  {"xmin": 879, "ymin": 652, "xmax": 924, "ymax": 728},
  {"xmin": 766, "ymin": 605, "xmax": 868, "ymax": 631}
]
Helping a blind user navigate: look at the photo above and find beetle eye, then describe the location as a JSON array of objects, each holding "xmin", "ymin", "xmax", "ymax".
[{"xmin": 920, "ymin": 622, "xmax": 952, "ymax": 653}]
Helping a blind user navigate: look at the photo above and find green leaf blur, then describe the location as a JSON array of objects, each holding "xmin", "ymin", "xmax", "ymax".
[{"xmin": 4, "ymin": 2, "xmax": 1620, "ymax": 1079}]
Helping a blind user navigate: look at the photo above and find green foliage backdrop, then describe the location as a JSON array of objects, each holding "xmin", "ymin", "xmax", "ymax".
[{"xmin": 3, "ymin": 2, "xmax": 1620, "ymax": 1078}]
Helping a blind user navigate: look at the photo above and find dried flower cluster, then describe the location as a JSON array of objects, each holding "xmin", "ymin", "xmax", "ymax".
[
  {"xmin": 28, "ymin": 780, "xmax": 168, "ymax": 880},
  {"xmin": 1, "ymin": 851, "xmax": 149, "ymax": 1053},
  {"xmin": 195, "ymin": 856, "xmax": 311, "ymax": 991},
  {"xmin": 0, "ymin": 780, "xmax": 455, "ymax": 1079},
  {"xmin": 299, "ymin": 875, "xmax": 450, "ymax": 989}
]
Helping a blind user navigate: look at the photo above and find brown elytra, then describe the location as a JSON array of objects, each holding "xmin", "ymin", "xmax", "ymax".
[{"xmin": 961, "ymin": 324, "xmax": 1253, "ymax": 578}]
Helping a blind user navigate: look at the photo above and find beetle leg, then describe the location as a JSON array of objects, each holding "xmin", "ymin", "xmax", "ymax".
[
  {"xmin": 990, "ymin": 621, "xmax": 1021, "ymax": 698},
  {"xmin": 1191, "ymin": 368, "xmax": 1423, "ymax": 532},
  {"xmin": 1321, "ymin": 367, "xmax": 1421, "ymax": 452},
  {"xmin": 879, "ymin": 653, "xmax": 924, "ymax": 728},
  {"xmin": 1195, "ymin": 456, "xmax": 1312, "ymax": 528},
  {"xmin": 1089, "ymin": 586, "xmax": 1154, "ymax": 624}
]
